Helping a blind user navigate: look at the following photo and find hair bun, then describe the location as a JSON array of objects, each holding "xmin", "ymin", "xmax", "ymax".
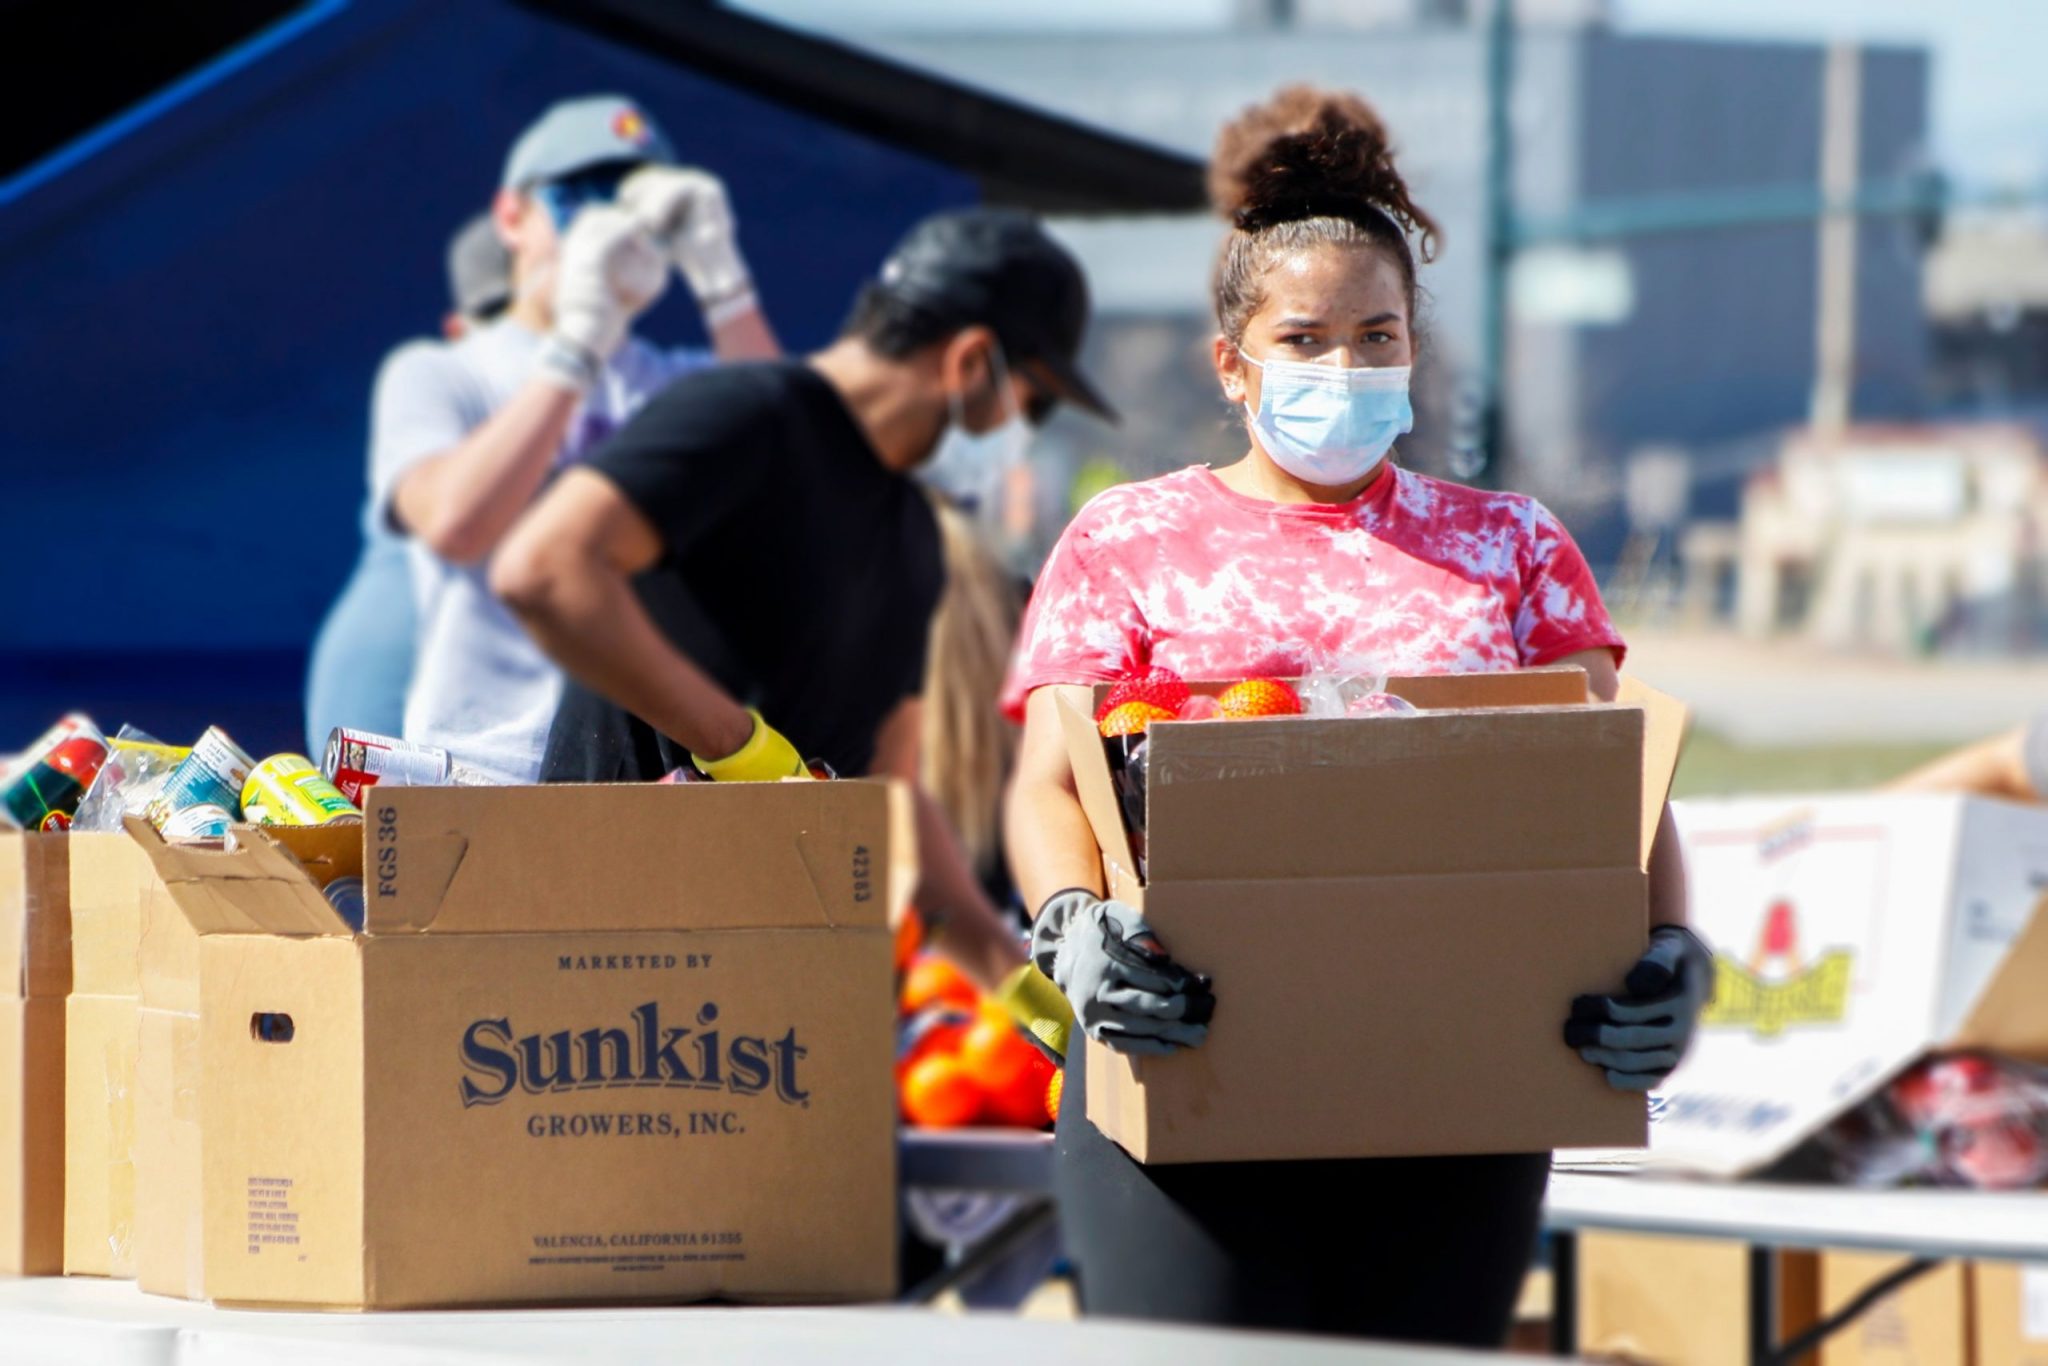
[{"xmin": 1210, "ymin": 85, "xmax": 1437, "ymax": 257}]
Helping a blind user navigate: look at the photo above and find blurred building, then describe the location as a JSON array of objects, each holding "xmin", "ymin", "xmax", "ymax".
[
  {"xmin": 850, "ymin": 10, "xmax": 1932, "ymax": 566},
  {"xmin": 1710, "ymin": 424, "xmax": 2048, "ymax": 654},
  {"xmin": 1927, "ymin": 216, "xmax": 2048, "ymax": 418}
]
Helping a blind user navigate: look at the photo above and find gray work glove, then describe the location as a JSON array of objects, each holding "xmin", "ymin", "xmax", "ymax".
[
  {"xmin": 1032, "ymin": 889, "xmax": 1213, "ymax": 1057},
  {"xmin": 1564, "ymin": 925, "xmax": 1716, "ymax": 1091}
]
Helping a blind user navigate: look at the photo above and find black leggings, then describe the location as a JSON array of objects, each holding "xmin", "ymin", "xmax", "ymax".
[{"xmin": 1053, "ymin": 1041, "xmax": 1550, "ymax": 1344}]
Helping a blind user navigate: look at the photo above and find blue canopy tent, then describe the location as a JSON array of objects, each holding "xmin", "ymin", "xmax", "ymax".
[{"xmin": 0, "ymin": 0, "xmax": 1201, "ymax": 757}]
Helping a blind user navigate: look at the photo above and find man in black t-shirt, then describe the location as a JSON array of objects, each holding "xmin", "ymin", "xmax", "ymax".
[{"xmin": 492, "ymin": 209, "xmax": 1114, "ymax": 989}]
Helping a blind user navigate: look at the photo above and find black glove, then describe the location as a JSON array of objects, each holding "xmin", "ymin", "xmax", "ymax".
[
  {"xmin": 1564, "ymin": 925, "xmax": 1715, "ymax": 1092},
  {"xmin": 1032, "ymin": 889, "xmax": 1213, "ymax": 1056}
]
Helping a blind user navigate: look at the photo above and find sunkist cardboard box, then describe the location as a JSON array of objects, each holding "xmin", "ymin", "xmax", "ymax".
[
  {"xmin": 0, "ymin": 829, "xmax": 69, "ymax": 1273},
  {"xmin": 125, "ymin": 779, "xmax": 909, "ymax": 1310},
  {"xmin": 64, "ymin": 831, "xmax": 153, "ymax": 1278},
  {"xmin": 1058, "ymin": 667, "xmax": 1686, "ymax": 1164},
  {"xmin": 1640, "ymin": 794, "xmax": 2048, "ymax": 1178}
]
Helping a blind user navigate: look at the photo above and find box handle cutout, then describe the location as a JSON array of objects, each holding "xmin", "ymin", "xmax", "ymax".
[{"xmin": 251, "ymin": 1013, "xmax": 295, "ymax": 1043}]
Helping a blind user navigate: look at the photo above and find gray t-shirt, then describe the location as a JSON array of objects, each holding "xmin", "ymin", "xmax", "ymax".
[{"xmin": 368, "ymin": 320, "xmax": 708, "ymax": 783}]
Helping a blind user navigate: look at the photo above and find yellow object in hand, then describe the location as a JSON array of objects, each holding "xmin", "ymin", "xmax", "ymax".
[{"xmin": 691, "ymin": 709, "xmax": 811, "ymax": 782}]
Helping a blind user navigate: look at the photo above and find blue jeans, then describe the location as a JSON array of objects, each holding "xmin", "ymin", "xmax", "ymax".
[{"xmin": 305, "ymin": 535, "xmax": 415, "ymax": 753}]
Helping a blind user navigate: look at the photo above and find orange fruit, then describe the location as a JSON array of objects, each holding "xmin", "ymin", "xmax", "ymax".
[
  {"xmin": 895, "ymin": 1009, "xmax": 968, "ymax": 1082},
  {"xmin": 900, "ymin": 955, "xmax": 977, "ymax": 1017},
  {"xmin": 1098, "ymin": 700, "xmax": 1175, "ymax": 738},
  {"xmin": 901, "ymin": 1052, "xmax": 981, "ymax": 1128},
  {"xmin": 959, "ymin": 1016, "xmax": 1034, "ymax": 1096},
  {"xmin": 1045, "ymin": 1067, "xmax": 1065, "ymax": 1124},
  {"xmin": 983, "ymin": 1047, "xmax": 1058, "ymax": 1129},
  {"xmin": 1216, "ymin": 678, "xmax": 1303, "ymax": 719}
]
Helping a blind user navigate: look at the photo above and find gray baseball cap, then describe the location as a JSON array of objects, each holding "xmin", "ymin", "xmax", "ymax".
[
  {"xmin": 500, "ymin": 95, "xmax": 675, "ymax": 190},
  {"xmin": 446, "ymin": 214, "xmax": 511, "ymax": 320}
]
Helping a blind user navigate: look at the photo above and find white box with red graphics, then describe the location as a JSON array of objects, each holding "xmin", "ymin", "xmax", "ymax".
[{"xmin": 1642, "ymin": 793, "xmax": 2048, "ymax": 1178}]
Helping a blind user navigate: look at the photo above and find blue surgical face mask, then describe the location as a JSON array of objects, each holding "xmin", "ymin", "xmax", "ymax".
[{"xmin": 1238, "ymin": 350, "xmax": 1413, "ymax": 487}]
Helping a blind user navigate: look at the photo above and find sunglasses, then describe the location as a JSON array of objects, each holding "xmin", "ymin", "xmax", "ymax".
[{"xmin": 531, "ymin": 162, "xmax": 637, "ymax": 232}]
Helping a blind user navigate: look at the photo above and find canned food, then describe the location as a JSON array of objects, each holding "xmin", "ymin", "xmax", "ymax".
[
  {"xmin": 322, "ymin": 727, "xmax": 452, "ymax": 805},
  {"xmin": 321, "ymin": 876, "xmax": 366, "ymax": 931},
  {"xmin": 0, "ymin": 717, "xmax": 109, "ymax": 832},
  {"xmin": 147, "ymin": 727, "xmax": 256, "ymax": 831},
  {"xmin": 162, "ymin": 803, "xmax": 234, "ymax": 840},
  {"xmin": 243, "ymin": 754, "xmax": 361, "ymax": 827}
]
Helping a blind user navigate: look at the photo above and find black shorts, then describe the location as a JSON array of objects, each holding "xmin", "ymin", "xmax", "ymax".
[{"xmin": 1052, "ymin": 1040, "xmax": 1550, "ymax": 1344}]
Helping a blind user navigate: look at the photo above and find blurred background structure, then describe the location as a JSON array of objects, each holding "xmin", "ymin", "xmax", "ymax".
[{"xmin": 6, "ymin": 0, "xmax": 2048, "ymax": 781}]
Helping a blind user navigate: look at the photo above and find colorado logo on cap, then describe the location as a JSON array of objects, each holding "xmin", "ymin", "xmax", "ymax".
[{"xmin": 612, "ymin": 106, "xmax": 651, "ymax": 147}]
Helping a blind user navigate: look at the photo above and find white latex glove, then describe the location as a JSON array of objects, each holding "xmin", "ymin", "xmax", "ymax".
[
  {"xmin": 538, "ymin": 205, "xmax": 668, "ymax": 391},
  {"xmin": 618, "ymin": 165, "xmax": 755, "ymax": 324}
]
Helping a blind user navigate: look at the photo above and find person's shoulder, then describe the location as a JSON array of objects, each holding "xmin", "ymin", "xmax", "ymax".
[
  {"xmin": 1067, "ymin": 466, "xmax": 1216, "ymax": 538},
  {"xmin": 374, "ymin": 336, "xmax": 460, "ymax": 384},
  {"xmin": 1390, "ymin": 466, "xmax": 1555, "ymax": 529},
  {"xmin": 623, "ymin": 360, "xmax": 798, "ymax": 436}
]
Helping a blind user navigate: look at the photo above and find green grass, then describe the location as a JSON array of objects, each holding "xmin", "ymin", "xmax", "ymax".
[{"xmin": 1670, "ymin": 730, "xmax": 1955, "ymax": 799}]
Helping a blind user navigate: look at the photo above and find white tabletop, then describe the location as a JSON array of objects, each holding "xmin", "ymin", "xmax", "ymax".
[
  {"xmin": 0, "ymin": 1276, "xmax": 1525, "ymax": 1366},
  {"xmin": 1547, "ymin": 1171, "xmax": 2048, "ymax": 1262}
]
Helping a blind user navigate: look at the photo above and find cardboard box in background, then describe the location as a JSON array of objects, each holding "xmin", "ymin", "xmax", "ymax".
[
  {"xmin": 1649, "ymin": 796, "xmax": 2048, "ymax": 1179},
  {"xmin": 1577, "ymin": 1230, "xmax": 1819, "ymax": 1366},
  {"xmin": 0, "ymin": 832, "xmax": 69, "ymax": 1273},
  {"xmin": 64, "ymin": 831, "xmax": 151, "ymax": 1278},
  {"xmin": 128, "ymin": 781, "xmax": 911, "ymax": 1310},
  {"xmin": 1063, "ymin": 669, "xmax": 1686, "ymax": 1164},
  {"xmin": 1820, "ymin": 1251, "xmax": 1972, "ymax": 1366},
  {"xmin": 1978, "ymin": 1264, "xmax": 2048, "ymax": 1366},
  {"xmin": 134, "ymin": 871, "xmax": 203, "ymax": 1300}
]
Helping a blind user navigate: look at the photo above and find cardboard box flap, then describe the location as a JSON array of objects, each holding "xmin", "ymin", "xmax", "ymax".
[
  {"xmin": 1618, "ymin": 676, "xmax": 1690, "ymax": 872},
  {"xmin": 1144, "ymin": 705, "xmax": 1645, "ymax": 882},
  {"xmin": 1384, "ymin": 665, "xmax": 1589, "ymax": 710},
  {"xmin": 123, "ymin": 817, "xmax": 351, "ymax": 937},
  {"xmin": 367, "ymin": 781, "xmax": 901, "ymax": 935},
  {"xmin": 1056, "ymin": 692, "xmax": 1138, "ymax": 884},
  {"xmin": 1952, "ymin": 894, "xmax": 2048, "ymax": 1058}
]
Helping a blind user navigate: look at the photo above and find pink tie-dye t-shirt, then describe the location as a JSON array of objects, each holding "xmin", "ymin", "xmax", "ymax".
[{"xmin": 1001, "ymin": 463, "xmax": 1624, "ymax": 718}]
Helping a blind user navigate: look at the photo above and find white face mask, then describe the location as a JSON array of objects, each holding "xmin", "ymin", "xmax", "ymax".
[
  {"xmin": 921, "ymin": 342, "xmax": 1031, "ymax": 514},
  {"xmin": 1239, "ymin": 350, "xmax": 1413, "ymax": 487}
]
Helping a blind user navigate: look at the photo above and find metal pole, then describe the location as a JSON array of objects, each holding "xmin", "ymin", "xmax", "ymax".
[{"xmin": 1477, "ymin": 0, "xmax": 1515, "ymax": 486}]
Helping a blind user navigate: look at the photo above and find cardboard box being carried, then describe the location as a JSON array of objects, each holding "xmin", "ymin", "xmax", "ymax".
[
  {"xmin": 1059, "ymin": 668, "xmax": 1686, "ymax": 1164},
  {"xmin": 126, "ymin": 780, "xmax": 908, "ymax": 1310},
  {"xmin": 0, "ymin": 830, "xmax": 68, "ymax": 1273},
  {"xmin": 65, "ymin": 831, "xmax": 153, "ymax": 1278},
  {"xmin": 1646, "ymin": 795, "xmax": 2048, "ymax": 1178}
]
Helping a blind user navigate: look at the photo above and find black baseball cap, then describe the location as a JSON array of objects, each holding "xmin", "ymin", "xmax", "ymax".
[{"xmin": 877, "ymin": 208, "xmax": 1116, "ymax": 423}]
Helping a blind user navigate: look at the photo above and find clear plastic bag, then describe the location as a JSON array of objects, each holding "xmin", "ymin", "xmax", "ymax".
[
  {"xmin": 70, "ymin": 727, "xmax": 190, "ymax": 833},
  {"xmin": 1816, "ymin": 1051, "xmax": 2048, "ymax": 1190}
]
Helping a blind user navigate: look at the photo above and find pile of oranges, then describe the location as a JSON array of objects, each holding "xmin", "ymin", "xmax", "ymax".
[{"xmin": 897, "ymin": 954, "xmax": 1060, "ymax": 1130}]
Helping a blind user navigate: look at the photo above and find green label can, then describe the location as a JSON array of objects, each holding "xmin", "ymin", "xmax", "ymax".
[{"xmin": 243, "ymin": 754, "xmax": 362, "ymax": 827}]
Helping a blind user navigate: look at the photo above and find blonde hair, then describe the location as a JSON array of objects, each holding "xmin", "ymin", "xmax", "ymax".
[{"xmin": 920, "ymin": 498, "xmax": 1024, "ymax": 881}]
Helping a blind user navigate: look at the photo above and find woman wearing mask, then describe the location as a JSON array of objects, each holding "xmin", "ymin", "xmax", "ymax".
[{"xmin": 1001, "ymin": 87, "xmax": 1706, "ymax": 1344}]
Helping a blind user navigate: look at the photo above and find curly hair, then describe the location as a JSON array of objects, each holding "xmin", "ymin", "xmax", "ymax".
[{"xmin": 1210, "ymin": 86, "xmax": 1440, "ymax": 344}]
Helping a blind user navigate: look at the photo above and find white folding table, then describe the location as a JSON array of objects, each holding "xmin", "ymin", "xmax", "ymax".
[{"xmin": 1543, "ymin": 1172, "xmax": 2048, "ymax": 1364}]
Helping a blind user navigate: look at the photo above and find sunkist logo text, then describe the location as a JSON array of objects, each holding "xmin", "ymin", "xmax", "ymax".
[{"xmin": 459, "ymin": 1001, "xmax": 809, "ymax": 1107}]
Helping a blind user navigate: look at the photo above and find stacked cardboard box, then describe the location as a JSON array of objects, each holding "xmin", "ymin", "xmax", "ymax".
[
  {"xmin": 0, "ymin": 830, "xmax": 68, "ymax": 1273},
  {"xmin": 1059, "ymin": 669, "xmax": 1685, "ymax": 1163},
  {"xmin": 134, "ymin": 866, "xmax": 203, "ymax": 1299},
  {"xmin": 63, "ymin": 832, "xmax": 153, "ymax": 1277},
  {"xmin": 124, "ymin": 779, "xmax": 910, "ymax": 1309}
]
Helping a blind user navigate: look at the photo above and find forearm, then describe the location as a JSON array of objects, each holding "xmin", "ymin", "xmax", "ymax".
[
  {"xmin": 907, "ymin": 787, "xmax": 1024, "ymax": 991},
  {"xmin": 1648, "ymin": 801, "xmax": 1688, "ymax": 929},
  {"xmin": 707, "ymin": 303, "xmax": 779, "ymax": 362},
  {"xmin": 1885, "ymin": 728, "xmax": 2034, "ymax": 799},
  {"xmin": 1005, "ymin": 772, "xmax": 1107, "ymax": 916},
  {"xmin": 395, "ymin": 379, "xmax": 580, "ymax": 564},
  {"xmin": 498, "ymin": 552, "xmax": 752, "ymax": 759}
]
